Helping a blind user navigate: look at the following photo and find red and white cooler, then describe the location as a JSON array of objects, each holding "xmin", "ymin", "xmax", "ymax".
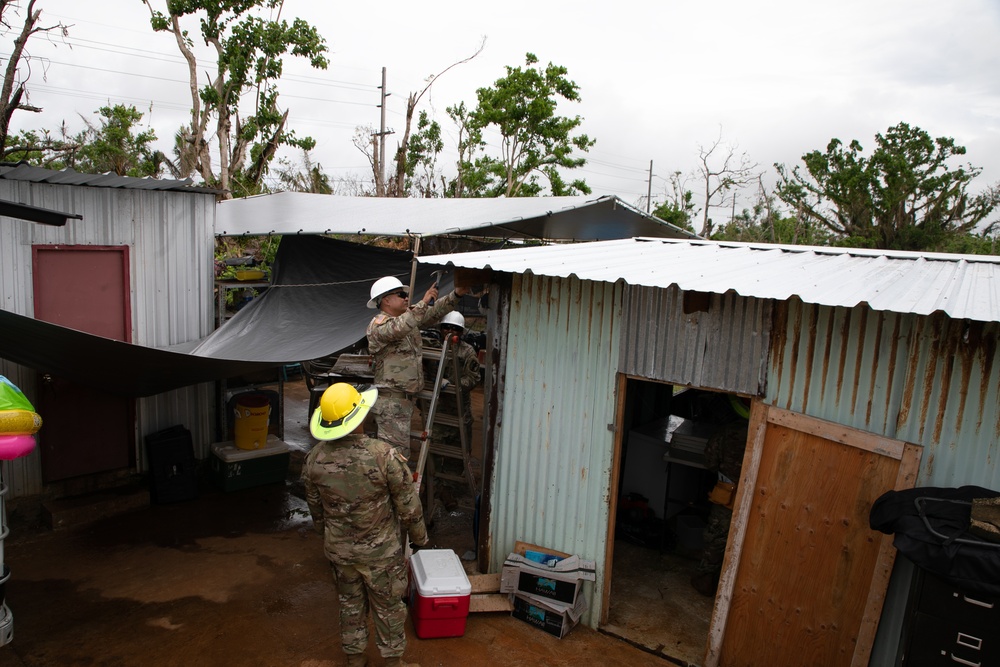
[{"xmin": 408, "ymin": 549, "xmax": 472, "ymax": 639}]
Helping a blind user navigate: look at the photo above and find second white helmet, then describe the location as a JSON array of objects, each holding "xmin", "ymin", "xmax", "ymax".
[{"xmin": 441, "ymin": 311, "xmax": 465, "ymax": 330}]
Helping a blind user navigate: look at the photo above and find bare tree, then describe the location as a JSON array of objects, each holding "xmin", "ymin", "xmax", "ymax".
[
  {"xmin": 0, "ymin": 0, "xmax": 70, "ymax": 157},
  {"xmin": 696, "ymin": 128, "xmax": 759, "ymax": 236},
  {"xmin": 356, "ymin": 39, "xmax": 485, "ymax": 197}
]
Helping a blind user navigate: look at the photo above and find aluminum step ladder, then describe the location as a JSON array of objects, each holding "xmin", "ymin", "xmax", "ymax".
[{"xmin": 411, "ymin": 333, "xmax": 478, "ymax": 508}]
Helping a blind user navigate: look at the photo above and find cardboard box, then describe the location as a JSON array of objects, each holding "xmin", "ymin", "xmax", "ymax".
[
  {"xmin": 408, "ymin": 549, "xmax": 471, "ymax": 639},
  {"xmin": 500, "ymin": 552, "xmax": 596, "ymax": 606},
  {"xmin": 209, "ymin": 435, "xmax": 289, "ymax": 491},
  {"xmin": 511, "ymin": 590, "xmax": 588, "ymax": 639}
]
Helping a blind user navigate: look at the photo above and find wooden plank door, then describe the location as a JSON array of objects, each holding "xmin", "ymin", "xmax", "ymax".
[{"xmin": 706, "ymin": 402, "xmax": 921, "ymax": 667}]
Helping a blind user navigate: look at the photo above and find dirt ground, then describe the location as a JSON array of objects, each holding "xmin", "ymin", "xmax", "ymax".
[{"xmin": 0, "ymin": 378, "xmax": 676, "ymax": 667}]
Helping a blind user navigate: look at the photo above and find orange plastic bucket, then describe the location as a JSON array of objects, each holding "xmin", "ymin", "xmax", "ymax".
[{"xmin": 234, "ymin": 394, "xmax": 270, "ymax": 450}]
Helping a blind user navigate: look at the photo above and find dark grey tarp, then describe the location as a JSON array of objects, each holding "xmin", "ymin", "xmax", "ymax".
[{"xmin": 0, "ymin": 236, "xmax": 445, "ymax": 397}]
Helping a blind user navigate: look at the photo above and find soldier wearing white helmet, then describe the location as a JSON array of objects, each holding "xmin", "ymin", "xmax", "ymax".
[
  {"xmin": 433, "ymin": 311, "xmax": 481, "ymax": 479},
  {"xmin": 366, "ymin": 274, "xmax": 468, "ymax": 460}
]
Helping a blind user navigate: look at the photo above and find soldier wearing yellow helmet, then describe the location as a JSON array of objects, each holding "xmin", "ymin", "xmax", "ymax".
[{"xmin": 302, "ymin": 383, "xmax": 427, "ymax": 667}]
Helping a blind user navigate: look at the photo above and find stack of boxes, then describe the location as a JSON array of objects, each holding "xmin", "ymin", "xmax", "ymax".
[{"xmin": 500, "ymin": 547, "xmax": 596, "ymax": 638}]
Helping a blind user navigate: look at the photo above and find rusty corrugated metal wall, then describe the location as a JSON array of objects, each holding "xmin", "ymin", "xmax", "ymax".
[
  {"xmin": 619, "ymin": 285, "xmax": 771, "ymax": 395},
  {"xmin": 768, "ymin": 299, "xmax": 1000, "ymax": 489},
  {"xmin": 768, "ymin": 299, "xmax": 1000, "ymax": 666},
  {"xmin": 0, "ymin": 181, "xmax": 217, "ymax": 498},
  {"xmin": 488, "ymin": 273, "xmax": 622, "ymax": 628}
]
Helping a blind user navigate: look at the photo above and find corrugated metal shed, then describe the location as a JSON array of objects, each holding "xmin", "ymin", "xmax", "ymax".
[
  {"xmin": 426, "ymin": 233, "xmax": 999, "ymax": 652},
  {"xmin": 0, "ymin": 167, "xmax": 218, "ymax": 498},
  {"xmin": 422, "ymin": 237, "xmax": 1000, "ymax": 323}
]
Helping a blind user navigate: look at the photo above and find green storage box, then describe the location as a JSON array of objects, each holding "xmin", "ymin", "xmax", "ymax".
[{"xmin": 209, "ymin": 435, "xmax": 290, "ymax": 491}]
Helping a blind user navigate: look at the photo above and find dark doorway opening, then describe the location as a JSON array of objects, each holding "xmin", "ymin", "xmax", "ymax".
[{"xmin": 604, "ymin": 377, "xmax": 750, "ymax": 665}]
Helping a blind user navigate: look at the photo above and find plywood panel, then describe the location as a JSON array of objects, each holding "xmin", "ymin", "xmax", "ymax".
[{"xmin": 706, "ymin": 405, "xmax": 921, "ymax": 667}]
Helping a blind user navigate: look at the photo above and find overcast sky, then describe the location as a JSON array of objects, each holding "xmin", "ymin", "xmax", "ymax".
[{"xmin": 8, "ymin": 0, "xmax": 1000, "ymax": 219}]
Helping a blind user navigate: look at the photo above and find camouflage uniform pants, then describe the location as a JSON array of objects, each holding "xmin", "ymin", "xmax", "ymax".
[
  {"xmin": 371, "ymin": 394, "xmax": 414, "ymax": 459},
  {"xmin": 696, "ymin": 504, "xmax": 733, "ymax": 575},
  {"xmin": 331, "ymin": 558, "xmax": 409, "ymax": 658}
]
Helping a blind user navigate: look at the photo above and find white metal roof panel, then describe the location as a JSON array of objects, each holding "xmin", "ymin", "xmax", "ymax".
[
  {"xmin": 422, "ymin": 237, "xmax": 1000, "ymax": 323},
  {"xmin": 214, "ymin": 192, "xmax": 697, "ymax": 240}
]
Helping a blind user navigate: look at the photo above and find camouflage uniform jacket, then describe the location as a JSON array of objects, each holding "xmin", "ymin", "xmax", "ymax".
[
  {"xmin": 451, "ymin": 340, "xmax": 481, "ymax": 395},
  {"xmin": 443, "ymin": 339, "xmax": 480, "ymax": 419},
  {"xmin": 703, "ymin": 420, "xmax": 749, "ymax": 483},
  {"xmin": 302, "ymin": 433, "xmax": 427, "ymax": 564},
  {"xmin": 367, "ymin": 291, "xmax": 460, "ymax": 394}
]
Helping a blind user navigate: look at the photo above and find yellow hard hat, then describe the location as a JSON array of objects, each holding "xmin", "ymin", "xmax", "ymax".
[{"xmin": 309, "ymin": 383, "xmax": 378, "ymax": 441}]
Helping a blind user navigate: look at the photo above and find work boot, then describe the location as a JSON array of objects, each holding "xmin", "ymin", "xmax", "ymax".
[
  {"xmin": 383, "ymin": 658, "xmax": 419, "ymax": 667},
  {"xmin": 345, "ymin": 653, "xmax": 368, "ymax": 667}
]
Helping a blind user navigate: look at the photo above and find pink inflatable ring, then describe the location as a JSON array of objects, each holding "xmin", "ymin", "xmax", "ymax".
[{"xmin": 0, "ymin": 433, "xmax": 35, "ymax": 460}]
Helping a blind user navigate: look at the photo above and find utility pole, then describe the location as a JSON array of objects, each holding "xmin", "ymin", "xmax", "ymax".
[
  {"xmin": 646, "ymin": 160, "xmax": 653, "ymax": 213},
  {"xmin": 373, "ymin": 67, "xmax": 394, "ymax": 196}
]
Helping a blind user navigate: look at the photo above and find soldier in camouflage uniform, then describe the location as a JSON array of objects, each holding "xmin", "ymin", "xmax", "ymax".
[
  {"xmin": 691, "ymin": 410, "xmax": 749, "ymax": 597},
  {"xmin": 366, "ymin": 276, "xmax": 468, "ymax": 460},
  {"xmin": 303, "ymin": 383, "xmax": 427, "ymax": 667},
  {"xmin": 431, "ymin": 312, "xmax": 480, "ymax": 450}
]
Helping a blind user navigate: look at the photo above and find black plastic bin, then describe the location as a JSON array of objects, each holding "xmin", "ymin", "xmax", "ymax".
[{"xmin": 145, "ymin": 425, "xmax": 199, "ymax": 504}]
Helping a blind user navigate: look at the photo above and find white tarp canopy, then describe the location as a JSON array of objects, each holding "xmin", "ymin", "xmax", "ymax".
[{"xmin": 216, "ymin": 193, "xmax": 696, "ymax": 241}]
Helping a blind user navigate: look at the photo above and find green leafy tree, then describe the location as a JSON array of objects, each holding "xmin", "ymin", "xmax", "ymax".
[
  {"xmin": 651, "ymin": 171, "xmax": 698, "ymax": 232},
  {"xmin": 274, "ymin": 149, "xmax": 331, "ymax": 194},
  {"xmin": 714, "ymin": 211, "xmax": 833, "ymax": 246},
  {"xmin": 144, "ymin": 0, "xmax": 328, "ymax": 198},
  {"xmin": 61, "ymin": 104, "xmax": 164, "ymax": 177},
  {"xmin": 775, "ymin": 122, "xmax": 999, "ymax": 251},
  {"xmin": 445, "ymin": 101, "xmax": 491, "ymax": 198},
  {"xmin": 3, "ymin": 127, "xmax": 76, "ymax": 167},
  {"xmin": 713, "ymin": 176, "xmax": 831, "ymax": 245},
  {"xmin": 405, "ymin": 110, "xmax": 444, "ymax": 197},
  {"xmin": 457, "ymin": 53, "xmax": 595, "ymax": 197}
]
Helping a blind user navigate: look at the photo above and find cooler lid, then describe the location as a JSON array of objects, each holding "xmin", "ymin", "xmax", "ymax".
[
  {"xmin": 410, "ymin": 549, "xmax": 471, "ymax": 596},
  {"xmin": 211, "ymin": 435, "xmax": 289, "ymax": 462}
]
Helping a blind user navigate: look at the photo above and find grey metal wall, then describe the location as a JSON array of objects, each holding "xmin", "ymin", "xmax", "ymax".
[
  {"xmin": 488, "ymin": 272, "xmax": 622, "ymax": 628},
  {"xmin": 619, "ymin": 285, "xmax": 771, "ymax": 395},
  {"xmin": 0, "ymin": 180, "xmax": 218, "ymax": 498}
]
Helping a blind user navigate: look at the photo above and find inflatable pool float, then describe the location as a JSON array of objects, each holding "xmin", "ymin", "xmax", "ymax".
[{"xmin": 0, "ymin": 376, "xmax": 39, "ymax": 460}]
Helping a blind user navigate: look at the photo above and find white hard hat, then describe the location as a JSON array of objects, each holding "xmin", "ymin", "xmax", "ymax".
[
  {"xmin": 367, "ymin": 276, "xmax": 405, "ymax": 309},
  {"xmin": 441, "ymin": 311, "xmax": 465, "ymax": 330}
]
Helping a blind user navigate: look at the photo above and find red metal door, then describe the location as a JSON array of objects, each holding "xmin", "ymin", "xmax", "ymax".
[{"xmin": 32, "ymin": 245, "xmax": 134, "ymax": 482}]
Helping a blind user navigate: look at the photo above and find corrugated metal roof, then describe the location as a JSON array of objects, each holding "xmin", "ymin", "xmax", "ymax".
[
  {"xmin": 0, "ymin": 162, "xmax": 219, "ymax": 193},
  {"xmin": 423, "ymin": 237, "xmax": 1000, "ymax": 323},
  {"xmin": 214, "ymin": 192, "xmax": 698, "ymax": 241}
]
